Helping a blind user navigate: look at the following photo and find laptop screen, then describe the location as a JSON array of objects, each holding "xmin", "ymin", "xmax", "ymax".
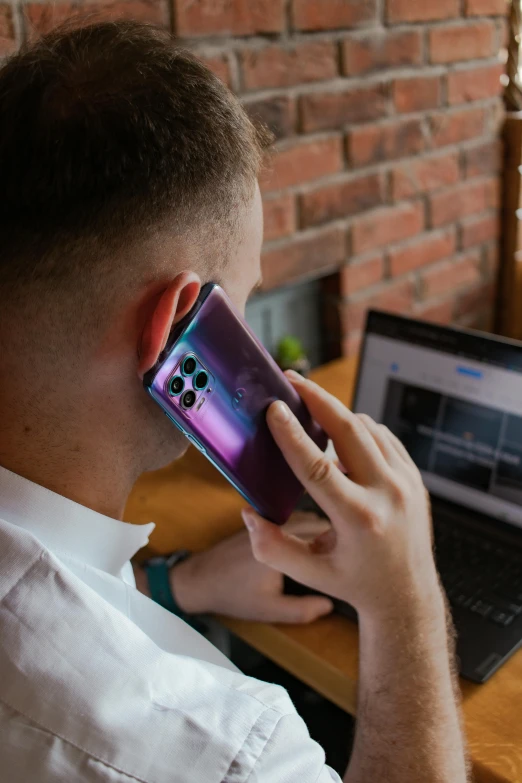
[{"xmin": 354, "ymin": 311, "xmax": 522, "ymax": 531}]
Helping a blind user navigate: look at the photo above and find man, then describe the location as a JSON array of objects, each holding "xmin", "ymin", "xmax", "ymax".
[{"xmin": 0, "ymin": 21, "xmax": 468, "ymax": 782}]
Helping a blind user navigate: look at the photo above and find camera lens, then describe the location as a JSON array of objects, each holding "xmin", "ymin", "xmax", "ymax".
[
  {"xmin": 182, "ymin": 356, "xmax": 197, "ymax": 376},
  {"xmin": 194, "ymin": 370, "xmax": 208, "ymax": 391},
  {"xmin": 181, "ymin": 390, "xmax": 197, "ymax": 409},
  {"xmin": 169, "ymin": 376, "xmax": 184, "ymax": 396}
]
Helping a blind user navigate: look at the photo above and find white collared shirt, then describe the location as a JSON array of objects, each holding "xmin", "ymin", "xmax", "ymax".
[{"xmin": 0, "ymin": 466, "xmax": 340, "ymax": 782}]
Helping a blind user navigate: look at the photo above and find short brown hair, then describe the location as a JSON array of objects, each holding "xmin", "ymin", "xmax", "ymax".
[{"xmin": 0, "ymin": 20, "xmax": 268, "ymax": 306}]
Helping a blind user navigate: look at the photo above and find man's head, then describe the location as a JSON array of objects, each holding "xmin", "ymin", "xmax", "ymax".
[{"xmin": 0, "ymin": 21, "xmax": 269, "ymax": 502}]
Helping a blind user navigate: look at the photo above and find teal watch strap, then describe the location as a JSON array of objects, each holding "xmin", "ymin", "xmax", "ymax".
[
  {"xmin": 143, "ymin": 554, "xmax": 181, "ymax": 615},
  {"xmin": 143, "ymin": 550, "xmax": 204, "ymax": 631}
]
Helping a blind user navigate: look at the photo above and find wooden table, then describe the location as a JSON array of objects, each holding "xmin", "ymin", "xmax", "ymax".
[{"xmin": 125, "ymin": 357, "xmax": 522, "ymax": 783}]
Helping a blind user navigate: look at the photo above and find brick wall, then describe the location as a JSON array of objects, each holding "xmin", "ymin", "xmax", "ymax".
[{"xmin": 1, "ymin": 0, "xmax": 508, "ymax": 355}]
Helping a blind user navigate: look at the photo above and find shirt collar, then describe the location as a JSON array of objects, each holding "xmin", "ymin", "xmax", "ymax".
[{"xmin": 0, "ymin": 465, "xmax": 155, "ymax": 575}]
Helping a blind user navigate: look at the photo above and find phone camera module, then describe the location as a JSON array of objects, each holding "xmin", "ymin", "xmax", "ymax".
[
  {"xmin": 194, "ymin": 370, "xmax": 208, "ymax": 391},
  {"xmin": 181, "ymin": 389, "xmax": 197, "ymax": 409},
  {"xmin": 182, "ymin": 356, "xmax": 197, "ymax": 376},
  {"xmin": 169, "ymin": 375, "xmax": 184, "ymax": 396}
]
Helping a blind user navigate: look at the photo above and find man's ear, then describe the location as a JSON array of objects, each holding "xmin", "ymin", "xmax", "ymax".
[{"xmin": 137, "ymin": 271, "xmax": 201, "ymax": 379}]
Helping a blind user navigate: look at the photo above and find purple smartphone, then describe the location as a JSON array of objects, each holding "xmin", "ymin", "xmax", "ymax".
[{"xmin": 143, "ymin": 283, "xmax": 327, "ymax": 524}]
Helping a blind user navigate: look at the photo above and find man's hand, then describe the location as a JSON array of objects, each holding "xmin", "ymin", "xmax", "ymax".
[
  {"xmin": 169, "ymin": 514, "xmax": 334, "ymax": 623},
  {"xmin": 243, "ymin": 371, "xmax": 468, "ymax": 783},
  {"xmin": 243, "ymin": 371, "xmax": 441, "ymax": 621}
]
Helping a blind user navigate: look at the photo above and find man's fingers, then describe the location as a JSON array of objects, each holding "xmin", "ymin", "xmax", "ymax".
[
  {"xmin": 283, "ymin": 374, "xmax": 388, "ymax": 484},
  {"xmin": 243, "ymin": 507, "xmax": 315, "ymax": 573},
  {"xmin": 243, "ymin": 508, "xmax": 332, "ymax": 588},
  {"xmin": 283, "ymin": 512, "xmax": 331, "ymax": 540},
  {"xmin": 265, "ymin": 402, "xmax": 365, "ymax": 524},
  {"xmin": 270, "ymin": 594, "xmax": 334, "ymax": 624},
  {"xmin": 309, "ymin": 527, "xmax": 337, "ymax": 555},
  {"xmin": 384, "ymin": 427, "xmax": 417, "ymax": 468},
  {"xmin": 356, "ymin": 414, "xmax": 403, "ymax": 469}
]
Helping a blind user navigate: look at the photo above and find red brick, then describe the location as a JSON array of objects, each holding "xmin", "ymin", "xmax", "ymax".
[
  {"xmin": 241, "ymin": 41, "xmax": 337, "ymax": 91},
  {"xmin": 488, "ymin": 178, "xmax": 500, "ymax": 208},
  {"xmin": 26, "ymin": 0, "xmax": 168, "ymax": 34},
  {"xmin": 499, "ymin": 16, "xmax": 510, "ymax": 48},
  {"xmin": 260, "ymin": 136, "xmax": 343, "ymax": 193},
  {"xmin": 0, "ymin": 4, "xmax": 15, "ymax": 53},
  {"xmin": 429, "ymin": 21, "xmax": 496, "ymax": 64},
  {"xmin": 263, "ymin": 193, "xmax": 296, "ymax": 242},
  {"xmin": 456, "ymin": 281, "xmax": 495, "ymax": 317},
  {"xmin": 301, "ymin": 85, "xmax": 388, "ymax": 133},
  {"xmin": 461, "ymin": 212, "xmax": 499, "ymax": 248},
  {"xmin": 430, "ymin": 178, "xmax": 498, "ymax": 227},
  {"xmin": 261, "ymin": 228, "xmax": 346, "ymax": 290},
  {"xmin": 465, "ymin": 0, "xmax": 507, "ymax": 15},
  {"xmin": 458, "ymin": 307, "xmax": 494, "ymax": 331},
  {"xmin": 422, "ymin": 253, "xmax": 482, "ymax": 298},
  {"xmin": 430, "ymin": 107, "xmax": 488, "ymax": 148},
  {"xmin": 463, "ymin": 139, "xmax": 503, "ymax": 178},
  {"xmin": 343, "ymin": 279, "xmax": 415, "ymax": 331},
  {"xmin": 392, "ymin": 152, "xmax": 460, "ymax": 200},
  {"xmin": 175, "ymin": 0, "xmax": 285, "ymax": 36},
  {"xmin": 243, "ymin": 96, "xmax": 297, "ymax": 141},
  {"xmin": 342, "ymin": 29, "xmax": 422, "ymax": 76},
  {"xmin": 347, "ymin": 119, "xmax": 426, "ymax": 167},
  {"xmin": 339, "ymin": 255, "xmax": 385, "ymax": 295},
  {"xmin": 448, "ymin": 63, "xmax": 504, "ymax": 106},
  {"xmin": 300, "ymin": 173, "xmax": 385, "ymax": 228},
  {"xmin": 387, "ymin": 0, "xmax": 460, "ymax": 23},
  {"xmin": 198, "ymin": 54, "xmax": 231, "ymax": 87},
  {"xmin": 342, "ymin": 332, "xmax": 364, "ymax": 358},
  {"xmin": 352, "ymin": 201, "xmax": 425, "ymax": 255},
  {"xmin": 488, "ymin": 98, "xmax": 506, "ymax": 137},
  {"xmin": 484, "ymin": 242, "xmax": 500, "ymax": 277},
  {"xmin": 25, "ymin": 2, "xmax": 76, "ymax": 34},
  {"xmin": 415, "ymin": 298, "xmax": 455, "ymax": 325},
  {"xmin": 292, "ymin": 0, "xmax": 377, "ymax": 31},
  {"xmin": 94, "ymin": 0, "xmax": 167, "ymax": 23},
  {"xmin": 393, "ymin": 76, "xmax": 442, "ymax": 114},
  {"xmin": 369, "ymin": 280, "xmax": 416, "ymax": 315},
  {"xmin": 390, "ymin": 229, "xmax": 457, "ymax": 277}
]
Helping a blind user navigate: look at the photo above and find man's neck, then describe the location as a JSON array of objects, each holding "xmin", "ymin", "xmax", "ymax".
[{"xmin": 0, "ymin": 424, "xmax": 137, "ymax": 521}]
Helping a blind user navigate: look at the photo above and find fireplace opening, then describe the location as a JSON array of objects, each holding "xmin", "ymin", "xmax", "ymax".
[{"xmin": 246, "ymin": 274, "xmax": 341, "ymax": 370}]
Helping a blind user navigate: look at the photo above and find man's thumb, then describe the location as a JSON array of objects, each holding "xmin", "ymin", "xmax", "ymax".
[
  {"xmin": 242, "ymin": 508, "xmax": 326, "ymax": 591},
  {"xmin": 242, "ymin": 508, "xmax": 308, "ymax": 569},
  {"xmin": 273, "ymin": 593, "xmax": 334, "ymax": 624}
]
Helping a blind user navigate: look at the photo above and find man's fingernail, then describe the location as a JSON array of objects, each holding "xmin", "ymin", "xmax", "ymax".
[
  {"xmin": 285, "ymin": 369, "xmax": 304, "ymax": 383},
  {"xmin": 270, "ymin": 400, "xmax": 291, "ymax": 424},
  {"xmin": 242, "ymin": 509, "xmax": 257, "ymax": 532},
  {"xmin": 320, "ymin": 599, "xmax": 334, "ymax": 615}
]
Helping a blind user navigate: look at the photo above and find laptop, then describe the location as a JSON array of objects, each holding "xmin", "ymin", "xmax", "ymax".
[{"xmin": 289, "ymin": 310, "xmax": 522, "ymax": 683}]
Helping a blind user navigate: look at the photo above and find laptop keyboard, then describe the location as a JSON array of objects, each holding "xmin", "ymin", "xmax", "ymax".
[{"xmin": 434, "ymin": 519, "xmax": 522, "ymax": 628}]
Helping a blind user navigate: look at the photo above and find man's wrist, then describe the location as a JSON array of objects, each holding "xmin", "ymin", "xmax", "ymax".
[
  {"xmin": 358, "ymin": 575, "xmax": 447, "ymax": 638},
  {"xmin": 169, "ymin": 553, "xmax": 207, "ymax": 615}
]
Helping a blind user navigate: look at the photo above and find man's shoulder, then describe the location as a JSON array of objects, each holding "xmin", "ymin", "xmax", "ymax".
[{"xmin": 0, "ymin": 517, "xmax": 298, "ymax": 782}]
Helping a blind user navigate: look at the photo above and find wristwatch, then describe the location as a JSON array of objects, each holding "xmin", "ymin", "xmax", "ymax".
[{"xmin": 143, "ymin": 550, "xmax": 203, "ymax": 631}]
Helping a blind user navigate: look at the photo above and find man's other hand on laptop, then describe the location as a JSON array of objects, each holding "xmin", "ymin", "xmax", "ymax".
[{"xmin": 169, "ymin": 513, "xmax": 334, "ymax": 623}]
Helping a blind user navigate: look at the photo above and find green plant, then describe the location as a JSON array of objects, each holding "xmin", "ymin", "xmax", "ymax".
[{"xmin": 277, "ymin": 336, "xmax": 306, "ymax": 367}]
